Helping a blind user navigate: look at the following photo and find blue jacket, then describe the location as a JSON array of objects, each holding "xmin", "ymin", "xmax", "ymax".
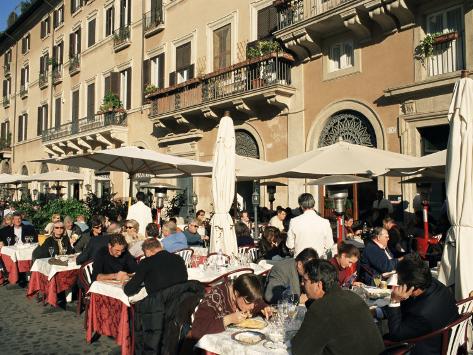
[
  {"xmin": 360, "ymin": 240, "xmax": 398, "ymax": 285},
  {"xmin": 161, "ymin": 232, "xmax": 188, "ymax": 253}
]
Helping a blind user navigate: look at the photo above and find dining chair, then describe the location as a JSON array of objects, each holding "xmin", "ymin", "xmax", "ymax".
[
  {"xmin": 456, "ymin": 295, "xmax": 473, "ymax": 351},
  {"xmin": 207, "ymin": 252, "xmax": 230, "ymax": 266},
  {"xmin": 174, "ymin": 248, "xmax": 194, "ymax": 267},
  {"xmin": 77, "ymin": 260, "xmax": 94, "ymax": 316}
]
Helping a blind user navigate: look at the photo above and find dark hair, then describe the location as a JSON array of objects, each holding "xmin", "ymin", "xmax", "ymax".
[
  {"xmin": 304, "ymin": 259, "xmax": 338, "ymax": 293},
  {"xmin": 337, "ymin": 242, "xmax": 360, "ymax": 258},
  {"xmin": 240, "ymin": 210, "xmax": 249, "ymax": 217},
  {"xmin": 136, "ymin": 192, "xmax": 146, "ymax": 201},
  {"xmin": 276, "ymin": 206, "xmax": 285, "ymax": 214},
  {"xmin": 263, "ymin": 226, "xmax": 280, "ymax": 243},
  {"xmin": 142, "ymin": 238, "xmax": 162, "ymax": 251},
  {"xmin": 169, "ymin": 217, "xmax": 177, "ymax": 224},
  {"xmin": 12, "ymin": 211, "xmax": 22, "ymax": 218},
  {"xmin": 344, "ymin": 214, "xmax": 353, "ymax": 222},
  {"xmin": 109, "ymin": 233, "xmax": 127, "ymax": 247},
  {"xmin": 396, "ymin": 254, "xmax": 432, "ymax": 290},
  {"xmin": 298, "ymin": 193, "xmax": 315, "ymax": 209},
  {"xmin": 145, "ymin": 223, "xmax": 160, "ymax": 238},
  {"xmin": 90, "ymin": 216, "xmax": 103, "ymax": 228},
  {"xmin": 233, "ymin": 274, "xmax": 263, "ymax": 303},
  {"xmin": 295, "ymin": 247, "xmax": 318, "ymax": 263},
  {"xmin": 259, "ymin": 226, "xmax": 281, "ymax": 257},
  {"xmin": 235, "ymin": 221, "xmax": 251, "ymax": 238},
  {"xmin": 196, "ymin": 209, "xmax": 205, "ymax": 217}
]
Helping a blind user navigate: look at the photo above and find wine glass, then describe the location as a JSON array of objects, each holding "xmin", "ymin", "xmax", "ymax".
[
  {"xmin": 6, "ymin": 236, "xmax": 11, "ymax": 246},
  {"xmin": 373, "ymin": 276, "xmax": 382, "ymax": 288},
  {"xmin": 48, "ymin": 246, "xmax": 55, "ymax": 258}
]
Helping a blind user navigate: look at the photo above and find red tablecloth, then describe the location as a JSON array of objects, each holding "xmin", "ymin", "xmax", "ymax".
[
  {"xmin": 191, "ymin": 255, "xmax": 207, "ymax": 267},
  {"xmin": 0, "ymin": 254, "xmax": 31, "ymax": 284},
  {"xmin": 27, "ymin": 269, "xmax": 79, "ymax": 307},
  {"xmin": 86, "ymin": 293, "xmax": 133, "ymax": 355}
]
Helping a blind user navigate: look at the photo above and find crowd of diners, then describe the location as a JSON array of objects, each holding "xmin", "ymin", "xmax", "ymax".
[{"xmin": 0, "ymin": 190, "xmax": 468, "ymax": 355}]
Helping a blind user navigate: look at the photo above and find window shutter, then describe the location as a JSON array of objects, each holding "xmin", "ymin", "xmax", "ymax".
[
  {"xmin": 72, "ymin": 91, "xmax": 80, "ymax": 122},
  {"xmin": 158, "ymin": 53, "xmax": 165, "ymax": 88},
  {"xmin": 69, "ymin": 33, "xmax": 74, "ymax": 57},
  {"xmin": 126, "ymin": 68, "xmax": 132, "ymax": 110},
  {"xmin": 2, "ymin": 80, "xmax": 7, "ymax": 97},
  {"xmin": 0, "ymin": 123, "xmax": 5, "ymax": 140},
  {"xmin": 37, "ymin": 107, "xmax": 42, "ymax": 135},
  {"xmin": 24, "ymin": 114, "xmax": 28, "ymax": 141},
  {"xmin": 110, "ymin": 72, "xmax": 121, "ymax": 98},
  {"xmin": 55, "ymin": 97, "xmax": 61, "ymax": 128},
  {"xmin": 41, "ymin": 21, "xmax": 45, "ymax": 38},
  {"xmin": 169, "ymin": 71, "xmax": 176, "ymax": 86},
  {"xmin": 106, "ymin": 9, "xmax": 111, "ymax": 36},
  {"xmin": 257, "ymin": 6, "xmax": 277, "ymax": 40},
  {"xmin": 39, "ymin": 56, "xmax": 44, "ymax": 75},
  {"xmin": 88, "ymin": 19, "xmax": 96, "ymax": 47},
  {"xmin": 59, "ymin": 42, "xmax": 64, "ymax": 64},
  {"xmin": 20, "ymin": 68, "xmax": 25, "ymax": 86},
  {"xmin": 87, "ymin": 83, "xmax": 95, "ymax": 118},
  {"xmin": 71, "ymin": 0, "xmax": 75, "ymax": 14},
  {"xmin": 53, "ymin": 10, "xmax": 57, "ymax": 28},
  {"xmin": 143, "ymin": 59, "xmax": 151, "ymax": 87},
  {"xmin": 104, "ymin": 76, "xmax": 111, "ymax": 95},
  {"xmin": 44, "ymin": 105, "xmax": 48, "ymax": 130},
  {"xmin": 120, "ymin": 0, "xmax": 126, "ymax": 27},
  {"xmin": 53, "ymin": 45, "xmax": 57, "ymax": 65},
  {"xmin": 45, "ymin": 53, "xmax": 49, "ymax": 72},
  {"xmin": 188, "ymin": 64, "xmax": 195, "ymax": 79},
  {"xmin": 18, "ymin": 116, "xmax": 23, "ymax": 141},
  {"xmin": 77, "ymin": 29, "xmax": 81, "ymax": 54},
  {"xmin": 128, "ymin": 0, "xmax": 132, "ymax": 26},
  {"xmin": 176, "ymin": 42, "xmax": 191, "ymax": 71}
]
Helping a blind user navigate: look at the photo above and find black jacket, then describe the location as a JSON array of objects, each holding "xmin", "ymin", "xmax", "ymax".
[
  {"xmin": 385, "ymin": 278, "xmax": 459, "ymax": 355},
  {"xmin": 76, "ymin": 234, "xmax": 109, "ymax": 265},
  {"xmin": 32, "ymin": 235, "xmax": 74, "ymax": 260},
  {"xmin": 0, "ymin": 224, "xmax": 38, "ymax": 245},
  {"xmin": 360, "ymin": 240, "xmax": 398, "ymax": 285},
  {"xmin": 133, "ymin": 280, "xmax": 205, "ymax": 355}
]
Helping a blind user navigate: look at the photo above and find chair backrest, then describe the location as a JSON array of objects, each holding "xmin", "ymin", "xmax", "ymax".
[
  {"xmin": 238, "ymin": 246, "xmax": 251, "ymax": 255},
  {"xmin": 174, "ymin": 248, "xmax": 194, "ymax": 267},
  {"xmin": 206, "ymin": 267, "xmax": 254, "ymax": 287},
  {"xmin": 457, "ymin": 296, "xmax": 473, "ymax": 315},
  {"xmin": 248, "ymin": 247, "xmax": 259, "ymax": 262},
  {"xmin": 379, "ymin": 343, "xmax": 415, "ymax": 355},
  {"xmin": 79, "ymin": 260, "xmax": 94, "ymax": 292},
  {"xmin": 207, "ymin": 252, "xmax": 230, "ymax": 266}
]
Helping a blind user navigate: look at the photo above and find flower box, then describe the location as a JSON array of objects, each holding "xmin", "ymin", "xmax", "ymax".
[{"xmin": 434, "ymin": 32, "xmax": 459, "ymax": 44}]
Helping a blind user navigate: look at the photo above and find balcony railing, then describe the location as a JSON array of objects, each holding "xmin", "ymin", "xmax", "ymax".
[
  {"xmin": 52, "ymin": 66, "xmax": 63, "ymax": 84},
  {"xmin": 276, "ymin": 0, "xmax": 356, "ymax": 30},
  {"xmin": 150, "ymin": 53, "xmax": 293, "ymax": 117},
  {"xmin": 0, "ymin": 134, "xmax": 11, "ymax": 150},
  {"xmin": 2, "ymin": 96, "xmax": 10, "ymax": 108},
  {"xmin": 113, "ymin": 26, "xmax": 131, "ymax": 50},
  {"xmin": 20, "ymin": 85, "xmax": 28, "ymax": 98},
  {"xmin": 143, "ymin": 9, "xmax": 164, "ymax": 36},
  {"xmin": 39, "ymin": 72, "xmax": 49, "ymax": 88},
  {"xmin": 427, "ymin": 32, "xmax": 465, "ymax": 77},
  {"xmin": 42, "ymin": 112, "xmax": 127, "ymax": 142},
  {"xmin": 3, "ymin": 64, "xmax": 11, "ymax": 76},
  {"xmin": 69, "ymin": 55, "xmax": 80, "ymax": 75}
]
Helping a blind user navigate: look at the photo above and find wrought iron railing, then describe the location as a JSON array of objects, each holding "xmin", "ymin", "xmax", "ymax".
[
  {"xmin": 427, "ymin": 32, "xmax": 465, "ymax": 77},
  {"xmin": 150, "ymin": 53, "xmax": 293, "ymax": 116},
  {"xmin": 113, "ymin": 26, "xmax": 131, "ymax": 47},
  {"xmin": 2, "ymin": 96, "xmax": 9, "ymax": 107},
  {"xmin": 39, "ymin": 72, "xmax": 49, "ymax": 88},
  {"xmin": 3, "ymin": 64, "xmax": 11, "ymax": 76},
  {"xmin": 52, "ymin": 66, "xmax": 63, "ymax": 84},
  {"xmin": 0, "ymin": 134, "xmax": 11, "ymax": 150},
  {"xmin": 42, "ymin": 112, "xmax": 127, "ymax": 142},
  {"xmin": 20, "ymin": 85, "xmax": 28, "ymax": 98},
  {"xmin": 143, "ymin": 9, "xmax": 164, "ymax": 33},
  {"xmin": 69, "ymin": 55, "xmax": 80, "ymax": 74}
]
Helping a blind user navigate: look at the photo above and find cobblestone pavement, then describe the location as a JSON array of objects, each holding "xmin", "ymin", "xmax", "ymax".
[{"xmin": 0, "ymin": 284, "xmax": 121, "ymax": 355}]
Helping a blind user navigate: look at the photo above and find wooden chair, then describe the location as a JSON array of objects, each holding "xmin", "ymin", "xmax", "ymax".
[
  {"xmin": 457, "ymin": 296, "xmax": 473, "ymax": 351},
  {"xmin": 135, "ymin": 254, "xmax": 145, "ymax": 263},
  {"xmin": 385, "ymin": 312, "xmax": 472, "ymax": 355},
  {"xmin": 238, "ymin": 246, "xmax": 251, "ymax": 255},
  {"xmin": 379, "ymin": 343, "xmax": 414, "ymax": 355},
  {"xmin": 207, "ymin": 252, "xmax": 230, "ymax": 266},
  {"xmin": 77, "ymin": 260, "xmax": 93, "ymax": 316},
  {"xmin": 206, "ymin": 267, "xmax": 254, "ymax": 287},
  {"xmin": 174, "ymin": 248, "xmax": 194, "ymax": 267}
]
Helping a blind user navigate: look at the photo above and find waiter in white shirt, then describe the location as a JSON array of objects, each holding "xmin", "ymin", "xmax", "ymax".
[
  {"xmin": 372, "ymin": 190, "xmax": 393, "ymax": 214},
  {"xmin": 286, "ymin": 193, "xmax": 334, "ymax": 258},
  {"xmin": 126, "ymin": 192, "xmax": 152, "ymax": 236}
]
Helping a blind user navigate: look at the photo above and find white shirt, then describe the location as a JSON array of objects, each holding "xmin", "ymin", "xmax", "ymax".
[
  {"xmin": 268, "ymin": 215, "xmax": 284, "ymax": 231},
  {"xmin": 372, "ymin": 198, "xmax": 393, "ymax": 214},
  {"xmin": 126, "ymin": 201, "xmax": 153, "ymax": 236},
  {"xmin": 14, "ymin": 226, "xmax": 23, "ymax": 244},
  {"xmin": 286, "ymin": 209, "xmax": 334, "ymax": 258}
]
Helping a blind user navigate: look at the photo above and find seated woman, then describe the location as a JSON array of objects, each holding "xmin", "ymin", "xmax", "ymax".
[
  {"xmin": 344, "ymin": 214, "xmax": 362, "ymax": 239},
  {"xmin": 33, "ymin": 221, "xmax": 74, "ymax": 260},
  {"xmin": 235, "ymin": 221, "xmax": 254, "ymax": 247},
  {"xmin": 329, "ymin": 243, "xmax": 360, "ymax": 287},
  {"xmin": 191, "ymin": 274, "xmax": 271, "ymax": 339},
  {"xmin": 360, "ymin": 227, "xmax": 401, "ymax": 286},
  {"xmin": 123, "ymin": 219, "xmax": 145, "ymax": 257},
  {"xmin": 258, "ymin": 226, "xmax": 285, "ymax": 261}
]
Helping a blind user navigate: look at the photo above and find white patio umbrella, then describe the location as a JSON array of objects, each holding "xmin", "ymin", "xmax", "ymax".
[
  {"xmin": 209, "ymin": 113, "xmax": 238, "ymax": 256},
  {"xmin": 307, "ymin": 175, "xmax": 372, "ymax": 186},
  {"xmin": 26, "ymin": 169, "xmax": 84, "ymax": 182},
  {"xmin": 0, "ymin": 174, "xmax": 30, "ymax": 184},
  {"xmin": 438, "ymin": 76, "xmax": 473, "ymax": 300},
  {"xmin": 384, "ymin": 150, "xmax": 446, "ymax": 177}
]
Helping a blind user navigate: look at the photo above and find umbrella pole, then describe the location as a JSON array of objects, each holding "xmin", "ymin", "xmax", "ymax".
[
  {"xmin": 128, "ymin": 174, "xmax": 134, "ymax": 208},
  {"xmin": 353, "ymin": 183, "xmax": 359, "ymax": 220}
]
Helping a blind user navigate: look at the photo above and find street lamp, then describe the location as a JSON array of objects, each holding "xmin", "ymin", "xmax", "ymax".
[
  {"xmin": 155, "ymin": 187, "xmax": 167, "ymax": 232},
  {"xmin": 32, "ymin": 189, "xmax": 38, "ymax": 201},
  {"xmin": 191, "ymin": 192, "xmax": 198, "ymax": 214},
  {"xmin": 267, "ymin": 185, "xmax": 276, "ymax": 210},
  {"xmin": 252, "ymin": 189, "xmax": 260, "ymax": 239},
  {"xmin": 329, "ymin": 190, "xmax": 348, "ymax": 244}
]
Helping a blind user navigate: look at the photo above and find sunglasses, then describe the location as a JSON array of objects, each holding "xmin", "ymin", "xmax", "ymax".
[
  {"xmin": 125, "ymin": 226, "xmax": 134, "ymax": 229},
  {"xmin": 190, "ymin": 224, "xmax": 199, "ymax": 227},
  {"xmin": 54, "ymin": 226, "xmax": 64, "ymax": 229},
  {"xmin": 92, "ymin": 225, "xmax": 102, "ymax": 229}
]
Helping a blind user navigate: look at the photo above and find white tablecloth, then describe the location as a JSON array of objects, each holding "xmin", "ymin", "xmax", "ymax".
[
  {"xmin": 30, "ymin": 256, "xmax": 81, "ymax": 280},
  {"xmin": 187, "ymin": 262, "xmax": 273, "ymax": 284},
  {"xmin": 88, "ymin": 280, "xmax": 147, "ymax": 307},
  {"xmin": 1, "ymin": 243, "xmax": 37, "ymax": 262}
]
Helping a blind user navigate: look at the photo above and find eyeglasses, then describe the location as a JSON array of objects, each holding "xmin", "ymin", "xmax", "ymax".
[
  {"xmin": 125, "ymin": 226, "xmax": 134, "ymax": 229},
  {"xmin": 54, "ymin": 226, "xmax": 64, "ymax": 229},
  {"xmin": 92, "ymin": 225, "xmax": 102, "ymax": 229},
  {"xmin": 190, "ymin": 224, "xmax": 199, "ymax": 227}
]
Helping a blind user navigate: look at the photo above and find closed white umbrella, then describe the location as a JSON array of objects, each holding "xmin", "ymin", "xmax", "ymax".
[
  {"xmin": 209, "ymin": 113, "xmax": 238, "ymax": 255},
  {"xmin": 438, "ymin": 77, "xmax": 473, "ymax": 299}
]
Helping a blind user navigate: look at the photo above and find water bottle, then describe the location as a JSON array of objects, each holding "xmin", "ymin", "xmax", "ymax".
[{"xmin": 362, "ymin": 222, "xmax": 368, "ymax": 234}]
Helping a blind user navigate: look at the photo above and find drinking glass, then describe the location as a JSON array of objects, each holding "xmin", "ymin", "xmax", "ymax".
[
  {"xmin": 48, "ymin": 247, "xmax": 55, "ymax": 258},
  {"xmin": 373, "ymin": 276, "xmax": 382, "ymax": 288},
  {"xmin": 6, "ymin": 237, "xmax": 11, "ymax": 246}
]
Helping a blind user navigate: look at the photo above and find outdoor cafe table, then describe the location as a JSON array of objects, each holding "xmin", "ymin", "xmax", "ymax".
[
  {"xmin": 27, "ymin": 255, "xmax": 80, "ymax": 307},
  {"xmin": 0, "ymin": 243, "xmax": 37, "ymax": 284}
]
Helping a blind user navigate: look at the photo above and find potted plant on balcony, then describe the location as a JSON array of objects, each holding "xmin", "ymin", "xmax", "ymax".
[
  {"xmin": 98, "ymin": 92, "xmax": 125, "ymax": 123},
  {"xmin": 415, "ymin": 31, "xmax": 458, "ymax": 65},
  {"xmin": 144, "ymin": 83, "xmax": 158, "ymax": 96},
  {"xmin": 247, "ymin": 40, "xmax": 281, "ymax": 88},
  {"xmin": 273, "ymin": 0, "xmax": 291, "ymax": 9}
]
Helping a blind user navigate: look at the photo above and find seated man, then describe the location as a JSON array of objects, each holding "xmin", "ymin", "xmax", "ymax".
[
  {"xmin": 268, "ymin": 207, "xmax": 287, "ymax": 232},
  {"xmin": 264, "ymin": 247, "xmax": 318, "ymax": 304},
  {"xmin": 384, "ymin": 254, "xmax": 459, "ymax": 355},
  {"xmin": 76, "ymin": 216, "xmax": 108, "ymax": 264},
  {"xmin": 0, "ymin": 211, "xmax": 38, "ymax": 246},
  {"xmin": 291, "ymin": 259, "xmax": 384, "ymax": 355},
  {"xmin": 360, "ymin": 227, "xmax": 401, "ymax": 285},
  {"xmin": 329, "ymin": 242, "xmax": 360, "ymax": 287},
  {"xmin": 124, "ymin": 238, "xmax": 188, "ymax": 296},
  {"xmin": 183, "ymin": 218, "xmax": 208, "ymax": 246},
  {"xmin": 91, "ymin": 234, "xmax": 137, "ymax": 282},
  {"xmin": 161, "ymin": 221, "xmax": 188, "ymax": 253}
]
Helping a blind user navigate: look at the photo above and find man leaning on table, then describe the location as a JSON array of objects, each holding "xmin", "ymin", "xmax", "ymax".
[
  {"xmin": 291, "ymin": 259, "xmax": 384, "ymax": 355},
  {"xmin": 91, "ymin": 234, "xmax": 137, "ymax": 282}
]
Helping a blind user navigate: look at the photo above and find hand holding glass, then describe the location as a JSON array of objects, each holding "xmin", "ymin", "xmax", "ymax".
[{"xmin": 48, "ymin": 246, "xmax": 55, "ymax": 258}]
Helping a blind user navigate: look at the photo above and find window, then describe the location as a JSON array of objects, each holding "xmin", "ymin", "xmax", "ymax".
[
  {"xmin": 173, "ymin": 42, "xmax": 193, "ymax": 85},
  {"xmin": 120, "ymin": 0, "xmax": 132, "ymax": 28},
  {"xmin": 69, "ymin": 28, "xmax": 81, "ymax": 58},
  {"xmin": 2, "ymin": 79, "xmax": 11, "ymax": 99},
  {"xmin": 37, "ymin": 104, "xmax": 48, "ymax": 136},
  {"xmin": 426, "ymin": 6, "xmax": 464, "ymax": 76},
  {"xmin": 21, "ymin": 34, "xmax": 30, "ymax": 54},
  {"xmin": 257, "ymin": 5, "xmax": 278, "ymax": 40},
  {"xmin": 105, "ymin": 6, "xmax": 115, "ymax": 37},
  {"xmin": 329, "ymin": 40, "xmax": 353, "ymax": 72},
  {"xmin": 143, "ymin": 53, "xmax": 164, "ymax": 89},
  {"xmin": 41, "ymin": 17, "xmax": 50, "ymax": 39},
  {"xmin": 54, "ymin": 97, "xmax": 62, "ymax": 128},
  {"xmin": 4, "ymin": 50, "xmax": 12, "ymax": 69},
  {"xmin": 213, "ymin": 24, "xmax": 231, "ymax": 71},
  {"xmin": 20, "ymin": 66, "xmax": 30, "ymax": 89},
  {"xmin": 39, "ymin": 52, "xmax": 49, "ymax": 75},
  {"xmin": 53, "ymin": 41, "xmax": 64, "ymax": 68},
  {"xmin": 72, "ymin": 90, "xmax": 80, "ymax": 130},
  {"xmin": 120, "ymin": 68, "xmax": 132, "ymax": 110},
  {"xmin": 18, "ymin": 114, "xmax": 28, "ymax": 142},
  {"xmin": 88, "ymin": 18, "xmax": 96, "ymax": 47},
  {"xmin": 71, "ymin": 0, "xmax": 83, "ymax": 14},
  {"xmin": 87, "ymin": 83, "xmax": 95, "ymax": 119},
  {"xmin": 53, "ymin": 4, "xmax": 65, "ymax": 29},
  {"xmin": 0, "ymin": 121, "xmax": 10, "ymax": 144}
]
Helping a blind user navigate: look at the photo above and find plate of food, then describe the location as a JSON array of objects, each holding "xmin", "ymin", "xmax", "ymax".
[
  {"xmin": 231, "ymin": 331, "xmax": 265, "ymax": 345},
  {"xmin": 364, "ymin": 287, "xmax": 391, "ymax": 300},
  {"xmin": 235, "ymin": 318, "xmax": 267, "ymax": 329}
]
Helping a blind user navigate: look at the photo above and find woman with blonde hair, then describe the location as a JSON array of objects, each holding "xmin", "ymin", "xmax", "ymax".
[
  {"xmin": 123, "ymin": 219, "xmax": 146, "ymax": 257},
  {"xmin": 44, "ymin": 213, "xmax": 61, "ymax": 235}
]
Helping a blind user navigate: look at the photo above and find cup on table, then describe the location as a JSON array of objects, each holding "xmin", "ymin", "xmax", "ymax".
[{"xmin": 380, "ymin": 281, "xmax": 388, "ymax": 289}]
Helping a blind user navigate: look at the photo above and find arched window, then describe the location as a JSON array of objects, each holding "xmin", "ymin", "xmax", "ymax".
[
  {"xmin": 235, "ymin": 130, "xmax": 260, "ymax": 158},
  {"xmin": 1, "ymin": 161, "xmax": 11, "ymax": 174},
  {"xmin": 318, "ymin": 110, "xmax": 377, "ymax": 148},
  {"xmin": 40, "ymin": 162, "xmax": 49, "ymax": 173},
  {"xmin": 21, "ymin": 165, "xmax": 28, "ymax": 176}
]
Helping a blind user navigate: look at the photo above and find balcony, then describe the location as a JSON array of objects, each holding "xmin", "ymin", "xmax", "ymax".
[
  {"xmin": 274, "ymin": 0, "xmax": 415, "ymax": 61},
  {"xmin": 426, "ymin": 32, "xmax": 464, "ymax": 77},
  {"xmin": 143, "ymin": 9, "xmax": 164, "ymax": 37},
  {"xmin": 39, "ymin": 72, "xmax": 49, "ymax": 89},
  {"xmin": 52, "ymin": 67, "xmax": 63, "ymax": 85},
  {"xmin": 3, "ymin": 64, "xmax": 11, "ymax": 77},
  {"xmin": 2, "ymin": 96, "xmax": 10, "ymax": 108},
  {"xmin": 69, "ymin": 55, "xmax": 80, "ymax": 76},
  {"xmin": 20, "ymin": 85, "xmax": 28, "ymax": 99},
  {"xmin": 0, "ymin": 134, "xmax": 12, "ymax": 159},
  {"xmin": 148, "ymin": 53, "xmax": 295, "ymax": 143},
  {"xmin": 42, "ymin": 112, "xmax": 128, "ymax": 157},
  {"xmin": 113, "ymin": 26, "xmax": 131, "ymax": 52}
]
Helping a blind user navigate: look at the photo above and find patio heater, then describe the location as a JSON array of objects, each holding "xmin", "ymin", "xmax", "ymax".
[
  {"xmin": 32, "ymin": 189, "xmax": 38, "ymax": 201},
  {"xmin": 156, "ymin": 187, "xmax": 167, "ymax": 231},
  {"xmin": 329, "ymin": 190, "xmax": 348, "ymax": 244},
  {"xmin": 252, "ymin": 189, "xmax": 260, "ymax": 239},
  {"xmin": 191, "ymin": 192, "xmax": 198, "ymax": 215}
]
